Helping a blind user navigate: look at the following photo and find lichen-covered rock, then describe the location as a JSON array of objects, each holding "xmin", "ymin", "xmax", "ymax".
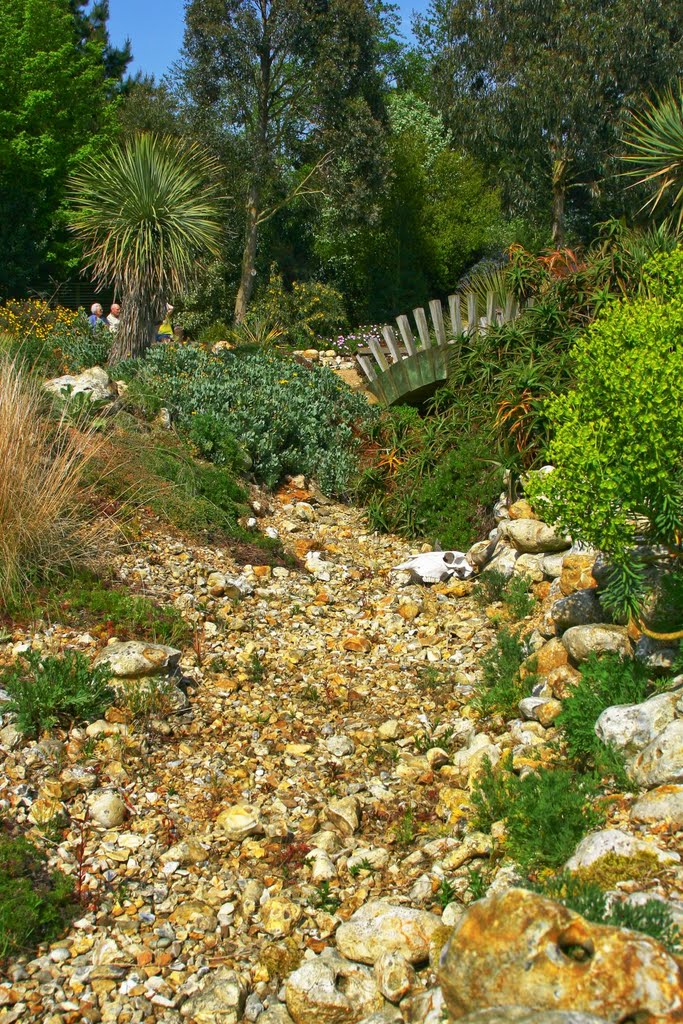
[
  {"xmin": 336, "ymin": 901, "xmax": 441, "ymax": 965},
  {"xmin": 559, "ymin": 554, "xmax": 597, "ymax": 596},
  {"xmin": 534, "ymin": 638, "xmax": 569, "ymax": 676},
  {"xmin": 285, "ymin": 949, "xmax": 383, "ymax": 1024},
  {"xmin": 93, "ymin": 640, "xmax": 181, "ymax": 678},
  {"xmin": 373, "ymin": 950, "xmax": 417, "ymax": 1003},
  {"xmin": 44, "ymin": 366, "xmax": 115, "ymax": 403},
  {"xmin": 500, "ymin": 519, "xmax": 571, "ymax": 555},
  {"xmin": 180, "ymin": 967, "xmax": 245, "ymax": 1023},
  {"xmin": 564, "ymin": 829, "xmax": 679, "ymax": 872},
  {"xmin": 595, "ymin": 692, "xmax": 679, "ymax": 757},
  {"xmin": 215, "ymin": 803, "xmax": 263, "ymax": 839},
  {"xmin": 561, "ymin": 624, "xmax": 632, "ymax": 663},
  {"xmin": 456, "ymin": 1012, "xmax": 609, "ymax": 1024},
  {"xmin": 631, "ymin": 720, "xmax": 683, "ymax": 788},
  {"xmin": 551, "ymin": 590, "xmax": 605, "ymax": 632},
  {"xmin": 260, "ymin": 897, "xmax": 302, "ymax": 937},
  {"xmin": 438, "ymin": 888, "xmax": 683, "ymax": 1022},
  {"xmin": 631, "ymin": 785, "xmax": 683, "ymax": 828}
]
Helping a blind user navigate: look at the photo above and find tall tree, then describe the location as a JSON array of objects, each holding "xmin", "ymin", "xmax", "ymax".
[
  {"xmin": 70, "ymin": 134, "xmax": 223, "ymax": 361},
  {"xmin": 416, "ymin": 0, "xmax": 683, "ymax": 243},
  {"xmin": 69, "ymin": 0, "xmax": 132, "ymax": 84},
  {"xmin": 0, "ymin": 0, "xmax": 115, "ymax": 297},
  {"xmin": 181, "ymin": 0, "xmax": 393, "ymax": 321}
]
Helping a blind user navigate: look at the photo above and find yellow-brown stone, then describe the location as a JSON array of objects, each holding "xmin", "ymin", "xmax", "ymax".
[{"xmin": 560, "ymin": 553, "xmax": 597, "ymax": 596}]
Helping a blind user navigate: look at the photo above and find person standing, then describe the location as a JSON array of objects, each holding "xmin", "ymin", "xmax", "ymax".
[
  {"xmin": 106, "ymin": 303, "xmax": 121, "ymax": 332},
  {"xmin": 156, "ymin": 304, "xmax": 174, "ymax": 343},
  {"xmin": 88, "ymin": 303, "xmax": 106, "ymax": 328}
]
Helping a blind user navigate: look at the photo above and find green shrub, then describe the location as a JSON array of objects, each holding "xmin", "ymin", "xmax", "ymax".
[
  {"xmin": 198, "ymin": 321, "xmax": 232, "ymax": 345},
  {"xmin": 251, "ymin": 268, "xmax": 348, "ymax": 347},
  {"xmin": 557, "ymin": 654, "xmax": 654, "ymax": 769},
  {"xmin": 186, "ymin": 412, "xmax": 251, "ymax": 471},
  {"xmin": 1, "ymin": 650, "xmax": 114, "ymax": 737},
  {"xmin": 470, "ymin": 752, "xmax": 518, "ymax": 831},
  {"xmin": 505, "ymin": 768, "xmax": 603, "ymax": 871},
  {"xmin": 531, "ymin": 872, "xmax": 681, "ymax": 954},
  {"xmin": 121, "ymin": 343, "xmax": 372, "ymax": 494},
  {"xmin": 475, "ymin": 570, "xmax": 536, "ymax": 620},
  {"xmin": 0, "ymin": 835, "xmax": 75, "ymax": 959},
  {"xmin": 0, "ymin": 300, "xmax": 110, "ymax": 375},
  {"xmin": 475, "ymin": 628, "xmax": 536, "ymax": 719},
  {"xmin": 527, "ymin": 248, "xmax": 683, "ymax": 620},
  {"xmin": 31, "ymin": 573, "xmax": 190, "ymax": 647}
]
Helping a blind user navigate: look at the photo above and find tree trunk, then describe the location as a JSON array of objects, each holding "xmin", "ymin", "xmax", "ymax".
[
  {"xmin": 551, "ymin": 154, "xmax": 569, "ymax": 248},
  {"xmin": 234, "ymin": 183, "xmax": 260, "ymax": 323},
  {"xmin": 108, "ymin": 286, "xmax": 159, "ymax": 364}
]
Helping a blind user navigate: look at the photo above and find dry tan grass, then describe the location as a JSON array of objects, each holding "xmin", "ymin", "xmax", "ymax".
[{"xmin": 0, "ymin": 355, "xmax": 104, "ymax": 607}]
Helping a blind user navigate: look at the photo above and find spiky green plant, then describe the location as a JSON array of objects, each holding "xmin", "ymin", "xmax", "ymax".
[
  {"xmin": 622, "ymin": 83, "xmax": 683, "ymax": 229},
  {"xmin": 69, "ymin": 134, "xmax": 223, "ymax": 362}
]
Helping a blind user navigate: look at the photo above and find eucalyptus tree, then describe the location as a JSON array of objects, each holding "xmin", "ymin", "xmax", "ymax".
[
  {"xmin": 69, "ymin": 134, "xmax": 223, "ymax": 361},
  {"xmin": 181, "ymin": 0, "xmax": 393, "ymax": 321},
  {"xmin": 416, "ymin": 0, "xmax": 683, "ymax": 244}
]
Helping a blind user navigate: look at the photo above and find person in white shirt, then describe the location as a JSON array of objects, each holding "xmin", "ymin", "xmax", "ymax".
[{"xmin": 106, "ymin": 303, "xmax": 121, "ymax": 333}]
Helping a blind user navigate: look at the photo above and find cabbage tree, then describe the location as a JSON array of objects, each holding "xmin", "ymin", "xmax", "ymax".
[
  {"xmin": 623, "ymin": 83, "xmax": 683, "ymax": 230},
  {"xmin": 69, "ymin": 133, "xmax": 223, "ymax": 361}
]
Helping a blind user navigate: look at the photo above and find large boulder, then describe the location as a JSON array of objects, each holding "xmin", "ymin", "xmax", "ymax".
[
  {"xmin": 551, "ymin": 590, "xmax": 606, "ymax": 632},
  {"xmin": 630, "ymin": 720, "xmax": 683, "ymax": 789},
  {"xmin": 595, "ymin": 692, "xmax": 679, "ymax": 757},
  {"xmin": 44, "ymin": 366, "xmax": 115, "ymax": 403},
  {"xmin": 335, "ymin": 901, "xmax": 441, "ymax": 966},
  {"xmin": 634, "ymin": 637, "xmax": 680, "ymax": 675},
  {"xmin": 631, "ymin": 785, "xmax": 683, "ymax": 828},
  {"xmin": 93, "ymin": 641, "xmax": 181, "ymax": 678},
  {"xmin": 457, "ymin": 1013, "xmax": 609, "ymax": 1024},
  {"xmin": 561, "ymin": 625, "xmax": 632, "ymax": 664},
  {"xmin": 285, "ymin": 949, "xmax": 383, "ymax": 1024},
  {"xmin": 179, "ymin": 967, "xmax": 245, "ymax": 1023},
  {"xmin": 438, "ymin": 888, "xmax": 683, "ymax": 1022},
  {"xmin": 500, "ymin": 519, "xmax": 571, "ymax": 555},
  {"xmin": 564, "ymin": 829, "xmax": 679, "ymax": 872}
]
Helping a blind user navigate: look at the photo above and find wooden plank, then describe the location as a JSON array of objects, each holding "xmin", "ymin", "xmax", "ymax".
[
  {"xmin": 466, "ymin": 292, "xmax": 477, "ymax": 336},
  {"xmin": 486, "ymin": 289, "xmax": 495, "ymax": 327},
  {"xmin": 414, "ymin": 307, "xmax": 432, "ymax": 349},
  {"xmin": 368, "ymin": 335, "xmax": 390, "ymax": 372},
  {"xmin": 448, "ymin": 294, "xmax": 463, "ymax": 338},
  {"xmin": 429, "ymin": 299, "xmax": 447, "ymax": 347},
  {"xmin": 396, "ymin": 315, "xmax": 417, "ymax": 356},
  {"xmin": 357, "ymin": 355, "xmax": 377, "ymax": 382},
  {"xmin": 382, "ymin": 325, "xmax": 404, "ymax": 364}
]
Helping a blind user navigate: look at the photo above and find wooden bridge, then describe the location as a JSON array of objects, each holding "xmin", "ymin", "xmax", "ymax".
[{"xmin": 356, "ymin": 288, "xmax": 522, "ymax": 405}]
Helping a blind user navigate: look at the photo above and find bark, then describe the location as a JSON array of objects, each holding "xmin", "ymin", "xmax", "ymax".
[
  {"xmin": 551, "ymin": 152, "xmax": 569, "ymax": 248},
  {"xmin": 233, "ymin": 182, "xmax": 260, "ymax": 324},
  {"xmin": 108, "ymin": 285, "xmax": 159, "ymax": 364}
]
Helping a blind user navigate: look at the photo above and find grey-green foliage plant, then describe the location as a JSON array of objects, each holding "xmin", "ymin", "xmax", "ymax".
[
  {"xmin": 69, "ymin": 133, "xmax": 224, "ymax": 362},
  {"xmin": 123, "ymin": 342, "xmax": 373, "ymax": 495},
  {"xmin": 1, "ymin": 650, "xmax": 114, "ymax": 737}
]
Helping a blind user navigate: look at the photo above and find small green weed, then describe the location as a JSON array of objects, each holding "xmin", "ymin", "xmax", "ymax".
[
  {"xmin": 466, "ymin": 866, "xmax": 488, "ymax": 902},
  {"xmin": 414, "ymin": 726, "xmax": 455, "ymax": 754},
  {"xmin": 301, "ymin": 684, "xmax": 320, "ymax": 703},
  {"xmin": 504, "ymin": 575, "xmax": 537, "ymax": 619},
  {"xmin": 1, "ymin": 650, "xmax": 114, "ymax": 737},
  {"xmin": 0, "ymin": 835, "xmax": 75, "ymax": 959},
  {"xmin": 312, "ymin": 881, "xmax": 341, "ymax": 913},
  {"xmin": 247, "ymin": 653, "xmax": 266, "ymax": 685},
  {"xmin": 393, "ymin": 808, "xmax": 416, "ymax": 846},
  {"xmin": 475, "ymin": 570, "xmax": 536, "ymax": 620},
  {"xmin": 475, "ymin": 628, "xmax": 536, "ymax": 719},
  {"xmin": 117, "ymin": 677, "xmax": 179, "ymax": 724},
  {"xmin": 437, "ymin": 877, "xmax": 456, "ymax": 908}
]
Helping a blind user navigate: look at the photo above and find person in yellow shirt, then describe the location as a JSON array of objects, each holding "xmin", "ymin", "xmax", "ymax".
[{"xmin": 156, "ymin": 304, "xmax": 174, "ymax": 343}]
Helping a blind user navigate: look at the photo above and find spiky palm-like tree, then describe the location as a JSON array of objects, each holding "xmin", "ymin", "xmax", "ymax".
[
  {"xmin": 70, "ymin": 134, "xmax": 223, "ymax": 362},
  {"xmin": 622, "ymin": 83, "xmax": 683, "ymax": 230}
]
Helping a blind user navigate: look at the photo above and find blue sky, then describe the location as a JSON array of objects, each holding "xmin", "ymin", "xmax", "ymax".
[{"xmin": 108, "ymin": 1, "xmax": 430, "ymax": 80}]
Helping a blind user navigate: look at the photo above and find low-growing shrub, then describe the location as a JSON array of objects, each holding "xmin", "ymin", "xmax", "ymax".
[
  {"xmin": 1, "ymin": 650, "xmax": 114, "ymax": 737},
  {"xmin": 475, "ymin": 569, "xmax": 536, "ymax": 619},
  {"xmin": 0, "ymin": 835, "xmax": 75, "ymax": 959},
  {"xmin": 0, "ymin": 300, "xmax": 110, "ymax": 375},
  {"xmin": 557, "ymin": 654, "xmax": 654, "ymax": 771},
  {"xmin": 531, "ymin": 872, "xmax": 681, "ymax": 954},
  {"xmin": 251, "ymin": 268, "xmax": 348, "ymax": 347},
  {"xmin": 119, "ymin": 343, "xmax": 372, "ymax": 494},
  {"xmin": 470, "ymin": 752, "xmax": 518, "ymax": 832},
  {"xmin": 471, "ymin": 759, "xmax": 603, "ymax": 870},
  {"xmin": 29, "ymin": 573, "xmax": 190, "ymax": 647},
  {"xmin": 506, "ymin": 768, "xmax": 603, "ymax": 871},
  {"xmin": 475, "ymin": 628, "xmax": 536, "ymax": 719}
]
